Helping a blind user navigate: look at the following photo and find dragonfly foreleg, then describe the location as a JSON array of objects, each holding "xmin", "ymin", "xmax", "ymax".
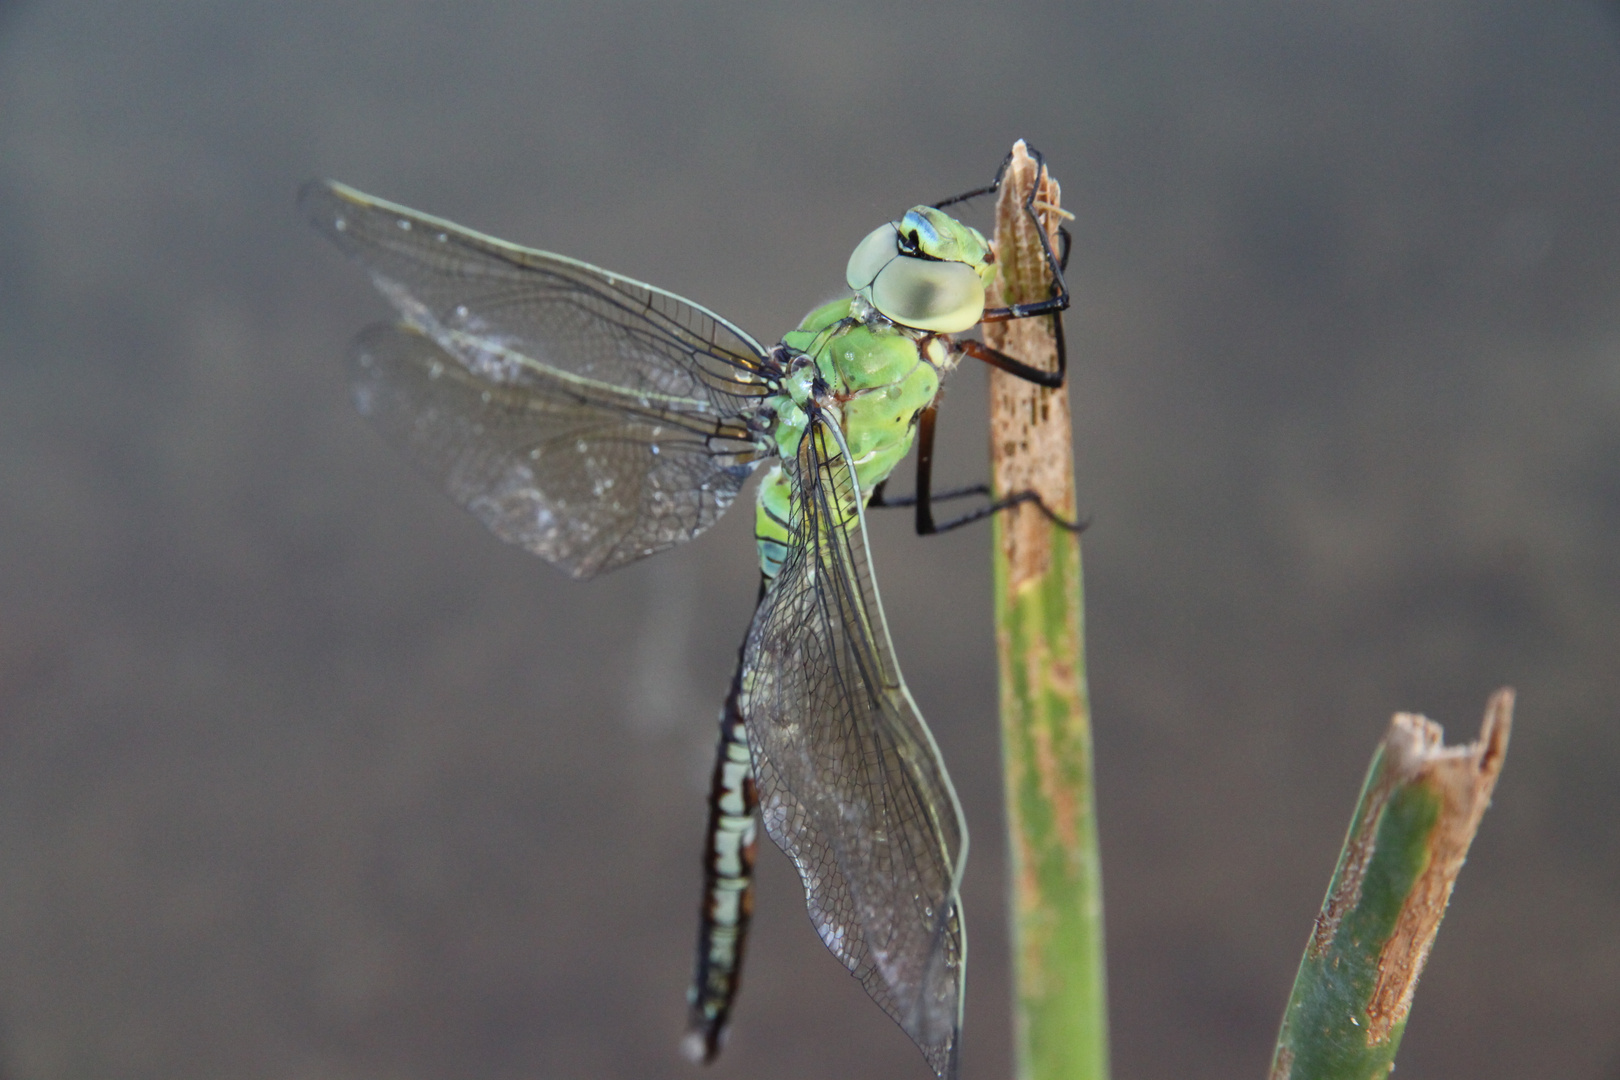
[
  {"xmin": 684, "ymin": 601, "xmax": 762, "ymax": 1064},
  {"xmin": 933, "ymin": 145, "xmax": 1071, "ymax": 332},
  {"xmin": 929, "ymin": 145, "xmax": 1017, "ymax": 212}
]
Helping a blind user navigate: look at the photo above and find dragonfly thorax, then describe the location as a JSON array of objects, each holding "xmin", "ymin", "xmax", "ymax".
[{"xmin": 752, "ymin": 286, "xmax": 960, "ymax": 580}]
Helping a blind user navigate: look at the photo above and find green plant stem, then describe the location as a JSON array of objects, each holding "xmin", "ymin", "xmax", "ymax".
[
  {"xmin": 1270, "ymin": 689, "xmax": 1513, "ymax": 1080},
  {"xmin": 986, "ymin": 141, "xmax": 1109, "ymax": 1080}
]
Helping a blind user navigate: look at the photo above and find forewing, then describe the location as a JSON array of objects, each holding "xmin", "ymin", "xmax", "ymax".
[
  {"xmin": 301, "ymin": 179, "xmax": 773, "ymax": 416},
  {"xmin": 738, "ymin": 416, "xmax": 967, "ymax": 1078},
  {"xmin": 349, "ymin": 323, "xmax": 757, "ymax": 578}
]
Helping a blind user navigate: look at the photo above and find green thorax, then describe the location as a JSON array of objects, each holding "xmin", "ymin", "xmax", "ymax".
[
  {"xmin": 778, "ymin": 296, "xmax": 960, "ymax": 470},
  {"xmin": 752, "ymin": 204, "xmax": 994, "ymax": 581},
  {"xmin": 753, "ymin": 296, "xmax": 957, "ymax": 579}
]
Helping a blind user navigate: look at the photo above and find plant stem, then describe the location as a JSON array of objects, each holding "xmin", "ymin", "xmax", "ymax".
[
  {"xmin": 987, "ymin": 140, "xmax": 1109, "ymax": 1080},
  {"xmin": 1270, "ymin": 689, "xmax": 1513, "ymax": 1080}
]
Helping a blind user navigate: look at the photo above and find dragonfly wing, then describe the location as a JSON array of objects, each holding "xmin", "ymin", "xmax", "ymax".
[
  {"xmin": 739, "ymin": 416, "xmax": 967, "ymax": 1079},
  {"xmin": 301, "ymin": 179, "xmax": 774, "ymax": 417},
  {"xmin": 349, "ymin": 323, "xmax": 757, "ymax": 578}
]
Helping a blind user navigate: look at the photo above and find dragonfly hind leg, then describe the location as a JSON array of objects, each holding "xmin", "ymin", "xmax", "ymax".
[
  {"xmin": 684, "ymin": 601, "xmax": 762, "ymax": 1063},
  {"xmin": 869, "ymin": 404, "xmax": 1086, "ymax": 536}
]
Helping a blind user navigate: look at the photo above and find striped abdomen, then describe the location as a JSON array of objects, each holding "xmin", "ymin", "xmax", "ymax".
[{"xmin": 683, "ymin": 644, "xmax": 760, "ymax": 1062}]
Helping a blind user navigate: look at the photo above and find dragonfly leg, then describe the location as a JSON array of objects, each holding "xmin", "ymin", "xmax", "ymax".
[
  {"xmin": 936, "ymin": 145, "xmax": 1074, "ymax": 396},
  {"xmin": 883, "ymin": 404, "xmax": 1086, "ymax": 536},
  {"xmin": 684, "ymin": 606, "xmax": 762, "ymax": 1064},
  {"xmin": 868, "ymin": 478, "xmax": 989, "ymax": 509},
  {"xmin": 959, "ymin": 325, "xmax": 1066, "ymax": 389},
  {"xmin": 930, "ymin": 144, "xmax": 1020, "ymax": 211},
  {"xmin": 935, "ymin": 145, "xmax": 1071, "ymax": 327}
]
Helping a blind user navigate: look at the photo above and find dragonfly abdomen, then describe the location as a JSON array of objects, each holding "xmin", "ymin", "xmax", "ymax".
[
  {"xmin": 685, "ymin": 651, "xmax": 760, "ymax": 1063},
  {"xmin": 752, "ymin": 466, "xmax": 794, "ymax": 581}
]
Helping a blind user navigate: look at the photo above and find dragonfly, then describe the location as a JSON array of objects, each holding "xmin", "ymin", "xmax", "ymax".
[{"xmin": 301, "ymin": 148, "xmax": 1072, "ymax": 1079}]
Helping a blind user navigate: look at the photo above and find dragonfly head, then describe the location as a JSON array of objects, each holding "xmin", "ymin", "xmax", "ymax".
[{"xmin": 844, "ymin": 207, "xmax": 994, "ymax": 335}]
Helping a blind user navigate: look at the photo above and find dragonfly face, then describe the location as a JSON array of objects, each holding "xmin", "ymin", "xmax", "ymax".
[
  {"xmin": 844, "ymin": 206, "xmax": 995, "ymax": 334},
  {"xmin": 300, "ymin": 167, "xmax": 1066, "ymax": 1079}
]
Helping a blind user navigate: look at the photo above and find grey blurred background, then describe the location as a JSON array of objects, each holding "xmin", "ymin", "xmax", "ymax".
[{"xmin": 1, "ymin": 1, "xmax": 1617, "ymax": 1078}]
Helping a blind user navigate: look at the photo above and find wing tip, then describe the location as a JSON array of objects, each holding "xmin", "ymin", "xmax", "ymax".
[
  {"xmin": 298, "ymin": 177, "xmax": 365, "ymax": 243},
  {"xmin": 936, "ymin": 1032, "xmax": 962, "ymax": 1080},
  {"xmin": 296, "ymin": 175, "xmax": 334, "ymax": 214}
]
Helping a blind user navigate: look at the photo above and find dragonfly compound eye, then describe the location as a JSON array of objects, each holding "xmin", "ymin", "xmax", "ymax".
[
  {"xmin": 869, "ymin": 255, "xmax": 986, "ymax": 334},
  {"xmin": 845, "ymin": 222, "xmax": 902, "ymax": 291}
]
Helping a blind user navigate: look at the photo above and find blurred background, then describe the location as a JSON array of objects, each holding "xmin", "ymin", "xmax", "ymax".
[{"xmin": 2, "ymin": 1, "xmax": 1618, "ymax": 1078}]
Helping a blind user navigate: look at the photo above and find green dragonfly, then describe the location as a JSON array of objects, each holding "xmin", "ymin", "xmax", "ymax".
[{"xmin": 301, "ymin": 149, "xmax": 1072, "ymax": 1079}]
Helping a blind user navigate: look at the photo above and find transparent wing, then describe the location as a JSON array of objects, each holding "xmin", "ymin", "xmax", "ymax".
[
  {"xmin": 301, "ymin": 179, "xmax": 775, "ymax": 416},
  {"xmin": 738, "ymin": 415, "xmax": 967, "ymax": 1079},
  {"xmin": 349, "ymin": 323, "xmax": 758, "ymax": 578}
]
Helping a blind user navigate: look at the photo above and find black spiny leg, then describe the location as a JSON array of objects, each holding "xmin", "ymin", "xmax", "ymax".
[
  {"xmin": 960, "ymin": 324, "xmax": 1066, "ymax": 389},
  {"xmin": 936, "ymin": 145, "xmax": 1071, "ymax": 324},
  {"xmin": 868, "ymin": 480, "xmax": 990, "ymax": 510},
  {"xmin": 935, "ymin": 145, "xmax": 1074, "ymax": 392},
  {"xmin": 868, "ymin": 403, "xmax": 1085, "ymax": 535}
]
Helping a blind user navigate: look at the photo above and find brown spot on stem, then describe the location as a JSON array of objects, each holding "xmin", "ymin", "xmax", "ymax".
[
  {"xmin": 1310, "ymin": 763, "xmax": 1398, "ymax": 959},
  {"xmin": 1363, "ymin": 688, "xmax": 1513, "ymax": 1042},
  {"xmin": 986, "ymin": 141, "xmax": 1076, "ymax": 592},
  {"xmin": 1031, "ymin": 715, "xmax": 1080, "ymax": 861}
]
